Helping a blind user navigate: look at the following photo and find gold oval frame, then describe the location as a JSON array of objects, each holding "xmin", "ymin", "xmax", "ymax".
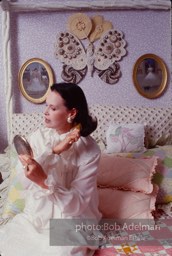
[
  {"xmin": 18, "ymin": 58, "xmax": 54, "ymax": 103},
  {"xmin": 133, "ymin": 54, "xmax": 168, "ymax": 99}
]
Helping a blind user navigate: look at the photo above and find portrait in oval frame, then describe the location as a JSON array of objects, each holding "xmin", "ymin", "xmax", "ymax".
[
  {"xmin": 133, "ymin": 54, "xmax": 168, "ymax": 99},
  {"xmin": 18, "ymin": 58, "xmax": 54, "ymax": 103}
]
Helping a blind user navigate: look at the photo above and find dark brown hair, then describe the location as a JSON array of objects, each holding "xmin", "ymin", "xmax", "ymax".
[{"xmin": 51, "ymin": 83, "xmax": 97, "ymax": 137}]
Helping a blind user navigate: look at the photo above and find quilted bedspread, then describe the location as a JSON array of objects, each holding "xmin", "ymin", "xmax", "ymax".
[{"xmin": 94, "ymin": 208, "xmax": 172, "ymax": 256}]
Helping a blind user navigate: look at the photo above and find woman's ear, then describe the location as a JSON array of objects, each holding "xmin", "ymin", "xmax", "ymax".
[{"xmin": 69, "ymin": 108, "xmax": 78, "ymax": 119}]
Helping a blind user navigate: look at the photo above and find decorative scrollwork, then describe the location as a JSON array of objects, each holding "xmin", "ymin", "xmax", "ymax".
[
  {"xmin": 96, "ymin": 62, "xmax": 121, "ymax": 84},
  {"xmin": 61, "ymin": 65, "xmax": 87, "ymax": 84}
]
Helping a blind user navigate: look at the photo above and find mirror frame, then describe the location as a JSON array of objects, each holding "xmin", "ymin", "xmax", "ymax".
[
  {"xmin": 133, "ymin": 54, "xmax": 168, "ymax": 99},
  {"xmin": 18, "ymin": 58, "xmax": 54, "ymax": 104}
]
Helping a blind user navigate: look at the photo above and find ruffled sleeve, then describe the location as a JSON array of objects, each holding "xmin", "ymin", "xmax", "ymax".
[
  {"xmin": 43, "ymin": 137, "xmax": 101, "ymax": 217},
  {"xmin": 24, "ymin": 128, "xmax": 101, "ymax": 218}
]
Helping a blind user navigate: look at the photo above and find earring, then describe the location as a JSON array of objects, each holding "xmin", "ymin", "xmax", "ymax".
[{"xmin": 67, "ymin": 116, "xmax": 73, "ymax": 124}]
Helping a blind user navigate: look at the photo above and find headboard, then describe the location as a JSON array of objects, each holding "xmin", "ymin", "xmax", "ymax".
[{"xmin": 11, "ymin": 105, "xmax": 172, "ymax": 148}]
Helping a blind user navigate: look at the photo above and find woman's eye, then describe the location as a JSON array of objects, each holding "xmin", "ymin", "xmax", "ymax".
[{"xmin": 51, "ymin": 107, "xmax": 57, "ymax": 111}]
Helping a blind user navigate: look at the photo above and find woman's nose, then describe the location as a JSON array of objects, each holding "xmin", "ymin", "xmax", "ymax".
[{"xmin": 44, "ymin": 106, "xmax": 49, "ymax": 115}]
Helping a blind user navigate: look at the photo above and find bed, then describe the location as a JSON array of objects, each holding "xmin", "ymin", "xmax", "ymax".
[{"xmin": 0, "ymin": 104, "xmax": 172, "ymax": 255}]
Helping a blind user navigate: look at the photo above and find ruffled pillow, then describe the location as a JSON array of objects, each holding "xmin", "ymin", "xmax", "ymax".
[
  {"xmin": 105, "ymin": 146, "xmax": 172, "ymax": 204},
  {"xmin": 97, "ymin": 154, "xmax": 158, "ymax": 194},
  {"xmin": 98, "ymin": 185, "xmax": 158, "ymax": 220},
  {"xmin": 142, "ymin": 146, "xmax": 172, "ymax": 204}
]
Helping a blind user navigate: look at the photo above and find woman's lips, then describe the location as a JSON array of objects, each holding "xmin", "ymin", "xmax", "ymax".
[{"xmin": 44, "ymin": 118, "xmax": 50, "ymax": 123}]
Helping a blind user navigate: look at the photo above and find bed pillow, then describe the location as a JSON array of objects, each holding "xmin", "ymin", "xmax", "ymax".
[
  {"xmin": 0, "ymin": 152, "xmax": 11, "ymax": 217},
  {"xmin": 105, "ymin": 123, "xmax": 145, "ymax": 153},
  {"xmin": 143, "ymin": 146, "xmax": 172, "ymax": 204},
  {"xmin": 2, "ymin": 167, "xmax": 26, "ymax": 218},
  {"xmin": 112, "ymin": 146, "xmax": 172, "ymax": 204},
  {"xmin": 2, "ymin": 146, "xmax": 26, "ymax": 218},
  {"xmin": 97, "ymin": 154, "xmax": 158, "ymax": 194},
  {"xmin": 98, "ymin": 185, "xmax": 158, "ymax": 219}
]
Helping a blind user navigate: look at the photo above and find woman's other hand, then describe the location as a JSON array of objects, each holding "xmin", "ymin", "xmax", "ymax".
[
  {"xmin": 19, "ymin": 155, "xmax": 48, "ymax": 189},
  {"xmin": 53, "ymin": 128, "xmax": 80, "ymax": 155}
]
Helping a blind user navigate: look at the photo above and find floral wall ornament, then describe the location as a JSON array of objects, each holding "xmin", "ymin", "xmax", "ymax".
[
  {"xmin": 67, "ymin": 13, "xmax": 92, "ymax": 39},
  {"xmin": 54, "ymin": 13, "xmax": 127, "ymax": 84},
  {"xmin": 89, "ymin": 15, "xmax": 113, "ymax": 43},
  {"xmin": 96, "ymin": 62, "xmax": 121, "ymax": 84},
  {"xmin": 61, "ymin": 65, "xmax": 87, "ymax": 84}
]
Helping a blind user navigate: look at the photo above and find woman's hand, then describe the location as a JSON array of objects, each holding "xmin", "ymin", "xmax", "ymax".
[
  {"xmin": 53, "ymin": 128, "xmax": 80, "ymax": 155},
  {"xmin": 19, "ymin": 155, "xmax": 48, "ymax": 189}
]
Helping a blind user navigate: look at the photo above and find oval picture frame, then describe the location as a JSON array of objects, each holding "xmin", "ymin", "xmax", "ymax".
[
  {"xmin": 133, "ymin": 54, "xmax": 168, "ymax": 99},
  {"xmin": 18, "ymin": 58, "xmax": 54, "ymax": 103}
]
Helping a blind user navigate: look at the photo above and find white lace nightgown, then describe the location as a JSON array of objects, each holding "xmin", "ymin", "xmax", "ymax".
[{"xmin": 0, "ymin": 127, "xmax": 102, "ymax": 256}]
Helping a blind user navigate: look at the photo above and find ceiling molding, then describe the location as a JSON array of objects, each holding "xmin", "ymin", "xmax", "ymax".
[{"xmin": 0, "ymin": 0, "xmax": 171, "ymax": 12}]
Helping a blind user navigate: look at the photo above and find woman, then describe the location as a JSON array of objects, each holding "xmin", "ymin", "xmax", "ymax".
[{"xmin": 0, "ymin": 83, "xmax": 102, "ymax": 256}]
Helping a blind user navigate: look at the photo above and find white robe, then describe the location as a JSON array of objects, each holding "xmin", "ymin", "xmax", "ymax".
[{"xmin": 0, "ymin": 127, "xmax": 102, "ymax": 256}]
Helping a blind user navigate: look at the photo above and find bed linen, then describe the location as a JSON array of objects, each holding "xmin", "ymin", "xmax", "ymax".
[{"xmin": 94, "ymin": 206, "xmax": 172, "ymax": 256}]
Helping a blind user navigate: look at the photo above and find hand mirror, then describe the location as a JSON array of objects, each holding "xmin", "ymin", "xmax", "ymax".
[{"xmin": 13, "ymin": 135, "xmax": 33, "ymax": 157}]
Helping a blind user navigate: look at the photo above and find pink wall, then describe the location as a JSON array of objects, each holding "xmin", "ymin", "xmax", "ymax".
[{"xmin": 0, "ymin": 9, "xmax": 171, "ymax": 152}]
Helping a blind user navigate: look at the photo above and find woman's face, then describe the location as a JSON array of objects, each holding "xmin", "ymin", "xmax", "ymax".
[{"xmin": 44, "ymin": 90, "xmax": 73, "ymax": 133}]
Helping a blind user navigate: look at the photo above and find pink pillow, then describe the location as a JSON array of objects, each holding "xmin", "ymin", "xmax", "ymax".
[
  {"xmin": 98, "ymin": 186, "xmax": 158, "ymax": 219},
  {"xmin": 97, "ymin": 154, "xmax": 158, "ymax": 193}
]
